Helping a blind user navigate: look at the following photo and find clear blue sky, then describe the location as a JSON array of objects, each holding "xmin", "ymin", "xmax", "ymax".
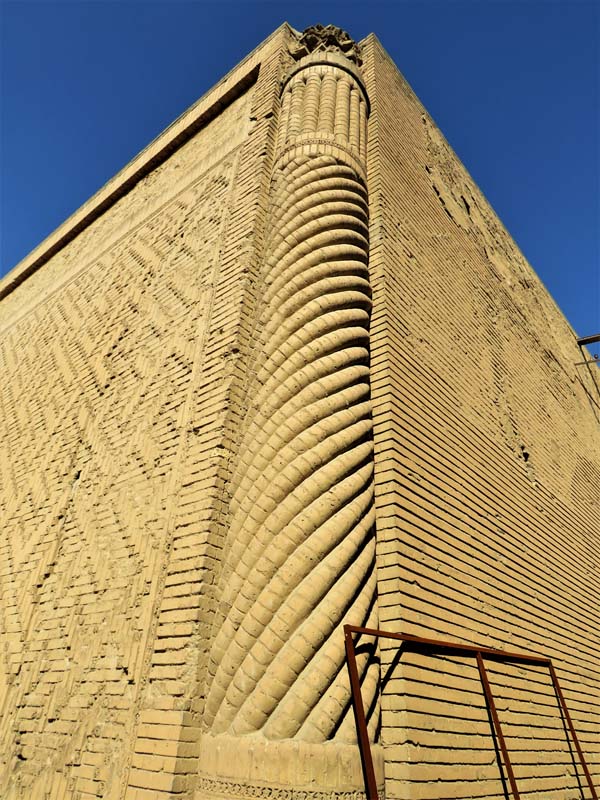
[{"xmin": 1, "ymin": 0, "xmax": 598, "ymax": 338}]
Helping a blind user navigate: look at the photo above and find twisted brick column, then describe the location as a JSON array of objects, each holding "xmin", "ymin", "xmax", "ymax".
[{"xmin": 199, "ymin": 37, "xmax": 383, "ymax": 800}]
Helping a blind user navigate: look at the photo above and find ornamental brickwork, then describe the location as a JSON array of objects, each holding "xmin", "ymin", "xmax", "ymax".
[{"xmin": 1, "ymin": 22, "xmax": 598, "ymax": 800}]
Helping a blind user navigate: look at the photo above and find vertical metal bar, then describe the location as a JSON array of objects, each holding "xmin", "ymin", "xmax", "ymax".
[
  {"xmin": 344, "ymin": 624, "xmax": 379, "ymax": 799},
  {"xmin": 476, "ymin": 651, "xmax": 521, "ymax": 800},
  {"xmin": 548, "ymin": 662, "xmax": 598, "ymax": 799}
]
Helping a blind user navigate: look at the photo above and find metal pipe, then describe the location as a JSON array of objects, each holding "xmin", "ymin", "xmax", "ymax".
[
  {"xmin": 345, "ymin": 625, "xmax": 551, "ymax": 665},
  {"xmin": 577, "ymin": 333, "xmax": 600, "ymax": 346},
  {"xmin": 344, "ymin": 626, "xmax": 597, "ymax": 798}
]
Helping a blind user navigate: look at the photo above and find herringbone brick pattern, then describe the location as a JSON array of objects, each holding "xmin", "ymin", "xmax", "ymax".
[{"xmin": 0, "ymin": 102, "xmax": 247, "ymax": 799}]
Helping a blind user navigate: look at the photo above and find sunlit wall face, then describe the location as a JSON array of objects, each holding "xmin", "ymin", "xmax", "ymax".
[{"xmin": 0, "ymin": 20, "xmax": 598, "ymax": 800}]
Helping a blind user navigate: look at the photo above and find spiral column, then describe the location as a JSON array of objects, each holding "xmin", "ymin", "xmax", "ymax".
[{"xmin": 198, "ymin": 29, "xmax": 383, "ymax": 800}]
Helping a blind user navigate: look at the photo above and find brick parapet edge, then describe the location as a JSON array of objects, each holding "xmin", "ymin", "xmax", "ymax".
[{"xmin": 0, "ymin": 25, "xmax": 298, "ymax": 304}]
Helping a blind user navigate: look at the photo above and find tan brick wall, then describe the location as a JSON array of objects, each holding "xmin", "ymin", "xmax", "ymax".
[
  {"xmin": 1, "ymin": 23, "xmax": 599, "ymax": 800},
  {"xmin": 0, "ymin": 26, "xmax": 290, "ymax": 800},
  {"xmin": 362, "ymin": 35, "xmax": 600, "ymax": 799}
]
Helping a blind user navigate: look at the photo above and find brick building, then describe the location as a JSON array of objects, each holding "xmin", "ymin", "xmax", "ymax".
[{"xmin": 0, "ymin": 23, "xmax": 598, "ymax": 800}]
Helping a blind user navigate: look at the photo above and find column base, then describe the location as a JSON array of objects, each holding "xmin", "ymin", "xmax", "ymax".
[{"xmin": 196, "ymin": 732, "xmax": 385, "ymax": 799}]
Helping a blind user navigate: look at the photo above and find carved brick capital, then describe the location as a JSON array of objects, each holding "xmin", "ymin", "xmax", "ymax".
[{"xmin": 290, "ymin": 24, "xmax": 363, "ymax": 66}]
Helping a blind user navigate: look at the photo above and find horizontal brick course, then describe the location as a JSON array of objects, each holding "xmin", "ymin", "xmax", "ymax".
[{"xmin": 363, "ymin": 32, "xmax": 600, "ymax": 799}]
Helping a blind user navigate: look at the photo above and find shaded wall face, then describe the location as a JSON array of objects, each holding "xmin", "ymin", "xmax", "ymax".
[
  {"xmin": 363, "ymin": 36, "xmax": 600, "ymax": 798},
  {"xmin": 0, "ymin": 53, "xmax": 274, "ymax": 797}
]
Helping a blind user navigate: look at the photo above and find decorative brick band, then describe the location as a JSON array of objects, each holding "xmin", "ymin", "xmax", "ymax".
[
  {"xmin": 196, "ymin": 734, "xmax": 385, "ymax": 799},
  {"xmin": 197, "ymin": 776, "xmax": 376, "ymax": 800}
]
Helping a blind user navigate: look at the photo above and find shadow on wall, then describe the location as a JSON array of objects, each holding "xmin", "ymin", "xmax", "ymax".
[{"xmin": 349, "ymin": 633, "xmax": 592, "ymax": 800}]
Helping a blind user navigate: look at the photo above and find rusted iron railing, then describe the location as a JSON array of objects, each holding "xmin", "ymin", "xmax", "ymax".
[{"xmin": 344, "ymin": 624, "xmax": 598, "ymax": 800}]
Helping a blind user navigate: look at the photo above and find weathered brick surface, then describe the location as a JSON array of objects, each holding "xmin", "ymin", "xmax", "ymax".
[
  {"xmin": 1, "ymin": 22, "xmax": 598, "ymax": 800},
  {"xmin": 0, "ymin": 26, "xmax": 289, "ymax": 800},
  {"xmin": 362, "ymin": 34, "xmax": 600, "ymax": 799}
]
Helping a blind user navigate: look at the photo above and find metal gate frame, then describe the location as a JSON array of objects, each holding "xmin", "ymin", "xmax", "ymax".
[{"xmin": 344, "ymin": 624, "xmax": 598, "ymax": 800}]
